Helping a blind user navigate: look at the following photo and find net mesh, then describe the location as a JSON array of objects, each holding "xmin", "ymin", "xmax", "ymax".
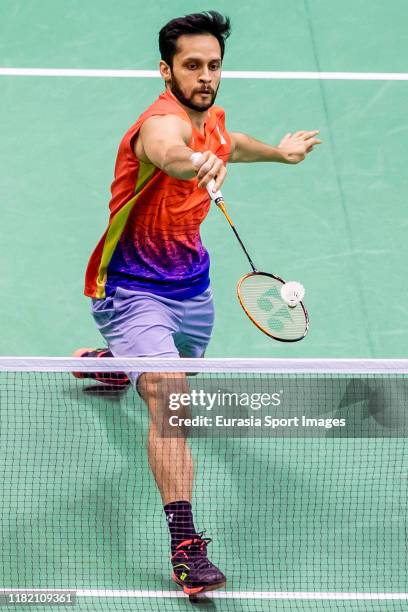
[{"xmin": 0, "ymin": 358, "xmax": 407, "ymax": 611}]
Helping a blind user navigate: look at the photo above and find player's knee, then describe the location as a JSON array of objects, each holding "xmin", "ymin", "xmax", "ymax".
[{"xmin": 138, "ymin": 371, "xmax": 187, "ymax": 406}]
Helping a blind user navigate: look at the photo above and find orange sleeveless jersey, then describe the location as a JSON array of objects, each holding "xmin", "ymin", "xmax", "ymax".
[{"xmin": 84, "ymin": 90, "xmax": 231, "ymax": 300}]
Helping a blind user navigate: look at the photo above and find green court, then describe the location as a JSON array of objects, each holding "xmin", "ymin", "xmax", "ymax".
[
  {"xmin": 1, "ymin": 1, "xmax": 408, "ymax": 610},
  {"xmin": 1, "ymin": 0, "xmax": 408, "ymax": 357}
]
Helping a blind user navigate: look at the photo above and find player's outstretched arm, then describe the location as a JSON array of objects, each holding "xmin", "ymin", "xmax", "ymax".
[
  {"xmin": 135, "ymin": 115, "xmax": 226, "ymax": 189},
  {"xmin": 229, "ymin": 130, "xmax": 321, "ymax": 164}
]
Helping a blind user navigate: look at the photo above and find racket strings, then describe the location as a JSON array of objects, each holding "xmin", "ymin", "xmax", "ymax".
[{"xmin": 237, "ymin": 273, "xmax": 308, "ymax": 341}]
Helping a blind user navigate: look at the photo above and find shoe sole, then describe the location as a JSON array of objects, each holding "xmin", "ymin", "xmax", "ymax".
[{"xmin": 172, "ymin": 572, "xmax": 226, "ymax": 596}]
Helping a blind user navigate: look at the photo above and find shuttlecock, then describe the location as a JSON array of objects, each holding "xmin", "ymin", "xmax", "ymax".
[
  {"xmin": 190, "ymin": 152, "xmax": 203, "ymax": 168},
  {"xmin": 280, "ymin": 281, "xmax": 305, "ymax": 307}
]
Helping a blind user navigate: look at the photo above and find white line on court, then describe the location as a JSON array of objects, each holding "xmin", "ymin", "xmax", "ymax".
[
  {"xmin": 1, "ymin": 68, "xmax": 408, "ymax": 80},
  {"xmin": 1, "ymin": 589, "xmax": 408, "ymax": 600}
]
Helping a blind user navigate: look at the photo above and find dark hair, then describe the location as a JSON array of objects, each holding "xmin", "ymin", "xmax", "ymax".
[{"xmin": 159, "ymin": 11, "xmax": 231, "ymax": 66}]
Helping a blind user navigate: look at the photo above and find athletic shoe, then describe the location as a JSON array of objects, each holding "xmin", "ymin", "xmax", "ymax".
[
  {"xmin": 171, "ymin": 532, "xmax": 226, "ymax": 596},
  {"xmin": 72, "ymin": 348, "xmax": 130, "ymax": 387}
]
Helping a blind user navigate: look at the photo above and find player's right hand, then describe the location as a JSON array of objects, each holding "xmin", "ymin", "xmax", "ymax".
[
  {"xmin": 278, "ymin": 131, "xmax": 322, "ymax": 164},
  {"xmin": 193, "ymin": 150, "xmax": 227, "ymax": 191}
]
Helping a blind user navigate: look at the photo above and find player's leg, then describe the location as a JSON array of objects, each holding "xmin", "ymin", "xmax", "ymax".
[
  {"xmin": 129, "ymin": 291, "xmax": 224, "ymax": 594},
  {"xmin": 169, "ymin": 287, "xmax": 226, "ymax": 595},
  {"xmin": 137, "ymin": 370, "xmax": 194, "ymax": 503},
  {"xmin": 136, "ymin": 368, "xmax": 227, "ymax": 596}
]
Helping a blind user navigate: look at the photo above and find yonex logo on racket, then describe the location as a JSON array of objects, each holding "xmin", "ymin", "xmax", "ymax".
[{"xmin": 257, "ymin": 287, "xmax": 294, "ymax": 333}]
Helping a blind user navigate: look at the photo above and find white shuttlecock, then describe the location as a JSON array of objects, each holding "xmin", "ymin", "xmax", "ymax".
[
  {"xmin": 190, "ymin": 152, "xmax": 204, "ymax": 168},
  {"xmin": 280, "ymin": 281, "xmax": 305, "ymax": 307}
]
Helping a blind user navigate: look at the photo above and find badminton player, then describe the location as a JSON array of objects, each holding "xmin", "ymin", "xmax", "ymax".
[{"xmin": 75, "ymin": 11, "xmax": 320, "ymax": 595}]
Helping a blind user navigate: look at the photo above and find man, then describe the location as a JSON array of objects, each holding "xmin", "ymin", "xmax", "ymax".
[{"xmin": 75, "ymin": 11, "xmax": 320, "ymax": 596}]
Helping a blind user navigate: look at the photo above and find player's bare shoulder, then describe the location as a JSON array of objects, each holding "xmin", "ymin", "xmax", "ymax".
[{"xmin": 134, "ymin": 114, "xmax": 192, "ymax": 162}]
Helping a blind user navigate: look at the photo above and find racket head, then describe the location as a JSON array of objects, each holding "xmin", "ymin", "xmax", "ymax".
[{"xmin": 237, "ymin": 271, "xmax": 309, "ymax": 342}]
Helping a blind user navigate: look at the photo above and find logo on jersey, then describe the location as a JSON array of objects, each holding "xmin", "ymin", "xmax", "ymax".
[{"xmin": 216, "ymin": 125, "xmax": 227, "ymax": 145}]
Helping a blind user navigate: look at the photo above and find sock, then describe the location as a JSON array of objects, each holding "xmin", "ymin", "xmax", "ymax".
[{"xmin": 164, "ymin": 500, "xmax": 197, "ymax": 554}]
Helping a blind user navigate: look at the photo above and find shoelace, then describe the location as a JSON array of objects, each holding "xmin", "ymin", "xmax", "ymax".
[{"xmin": 173, "ymin": 531, "xmax": 213, "ymax": 569}]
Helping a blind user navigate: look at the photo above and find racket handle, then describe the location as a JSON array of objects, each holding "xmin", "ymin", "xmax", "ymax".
[
  {"xmin": 190, "ymin": 152, "xmax": 224, "ymax": 203},
  {"xmin": 206, "ymin": 179, "xmax": 224, "ymax": 203}
]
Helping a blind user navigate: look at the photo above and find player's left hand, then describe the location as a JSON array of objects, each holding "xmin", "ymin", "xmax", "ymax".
[{"xmin": 277, "ymin": 131, "xmax": 322, "ymax": 164}]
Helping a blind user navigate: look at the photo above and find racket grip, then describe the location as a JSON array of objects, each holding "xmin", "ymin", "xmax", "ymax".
[
  {"xmin": 206, "ymin": 179, "xmax": 224, "ymax": 203},
  {"xmin": 190, "ymin": 152, "xmax": 224, "ymax": 203}
]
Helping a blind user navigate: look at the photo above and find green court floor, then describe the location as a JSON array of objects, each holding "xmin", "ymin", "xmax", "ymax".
[{"xmin": 1, "ymin": 0, "xmax": 407, "ymax": 357}]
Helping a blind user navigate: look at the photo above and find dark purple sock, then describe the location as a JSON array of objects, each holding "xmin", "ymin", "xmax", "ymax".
[{"xmin": 164, "ymin": 500, "xmax": 197, "ymax": 553}]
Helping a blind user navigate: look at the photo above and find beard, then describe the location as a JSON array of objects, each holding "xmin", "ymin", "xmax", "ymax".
[{"xmin": 169, "ymin": 71, "xmax": 219, "ymax": 112}]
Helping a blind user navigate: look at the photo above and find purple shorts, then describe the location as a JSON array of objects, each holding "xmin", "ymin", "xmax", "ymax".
[{"xmin": 91, "ymin": 286, "xmax": 214, "ymax": 385}]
